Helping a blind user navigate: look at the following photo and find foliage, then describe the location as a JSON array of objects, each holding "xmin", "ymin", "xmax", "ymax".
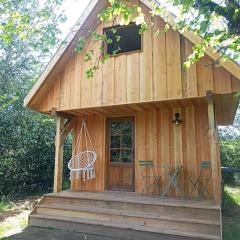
[
  {"xmin": 0, "ymin": 201, "xmax": 12, "ymax": 213},
  {"xmin": 223, "ymin": 186, "xmax": 240, "ymax": 240},
  {"xmin": 219, "ymin": 107, "xmax": 240, "ymax": 186},
  {"xmin": 0, "ymin": 0, "xmax": 70, "ymax": 198},
  {"xmin": 224, "ymin": 186, "xmax": 240, "ymax": 206},
  {"xmin": 75, "ymin": 0, "xmax": 240, "ymax": 78}
]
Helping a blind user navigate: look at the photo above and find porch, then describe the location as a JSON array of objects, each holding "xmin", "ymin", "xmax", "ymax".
[
  {"xmin": 53, "ymin": 95, "xmax": 224, "ymax": 203},
  {"xmin": 44, "ymin": 95, "xmax": 225, "ymax": 239},
  {"xmin": 29, "ymin": 190, "xmax": 222, "ymax": 240}
]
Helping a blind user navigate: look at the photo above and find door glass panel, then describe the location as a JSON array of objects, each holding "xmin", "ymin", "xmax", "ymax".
[
  {"xmin": 122, "ymin": 149, "xmax": 133, "ymax": 163},
  {"xmin": 122, "ymin": 135, "xmax": 132, "ymax": 148},
  {"xmin": 111, "ymin": 135, "xmax": 120, "ymax": 148},
  {"xmin": 109, "ymin": 119, "xmax": 134, "ymax": 164},
  {"xmin": 111, "ymin": 149, "xmax": 121, "ymax": 163}
]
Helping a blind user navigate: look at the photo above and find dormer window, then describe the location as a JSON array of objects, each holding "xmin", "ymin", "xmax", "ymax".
[{"xmin": 103, "ymin": 24, "xmax": 142, "ymax": 56}]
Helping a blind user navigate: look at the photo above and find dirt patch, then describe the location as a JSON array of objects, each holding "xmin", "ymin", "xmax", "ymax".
[{"xmin": 0, "ymin": 196, "xmax": 40, "ymax": 222}]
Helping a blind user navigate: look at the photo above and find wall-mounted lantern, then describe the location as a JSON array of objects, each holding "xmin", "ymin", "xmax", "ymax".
[{"xmin": 172, "ymin": 113, "xmax": 182, "ymax": 125}]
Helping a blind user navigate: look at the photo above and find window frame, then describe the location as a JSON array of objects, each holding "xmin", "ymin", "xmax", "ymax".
[{"xmin": 103, "ymin": 23, "xmax": 143, "ymax": 57}]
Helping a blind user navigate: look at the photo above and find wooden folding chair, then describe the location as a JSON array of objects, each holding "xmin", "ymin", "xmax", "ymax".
[
  {"xmin": 188, "ymin": 160, "xmax": 213, "ymax": 199},
  {"xmin": 139, "ymin": 160, "xmax": 161, "ymax": 194}
]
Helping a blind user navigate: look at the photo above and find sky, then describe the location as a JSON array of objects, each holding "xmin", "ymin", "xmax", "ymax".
[{"xmin": 60, "ymin": 0, "xmax": 91, "ymax": 39}]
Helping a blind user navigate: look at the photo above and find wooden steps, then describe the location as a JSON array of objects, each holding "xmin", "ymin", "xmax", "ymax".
[{"xmin": 29, "ymin": 191, "xmax": 222, "ymax": 240}]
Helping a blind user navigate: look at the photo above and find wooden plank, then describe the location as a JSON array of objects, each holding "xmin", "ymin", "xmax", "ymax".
[
  {"xmin": 73, "ymin": 53, "xmax": 82, "ymax": 109},
  {"xmin": 80, "ymin": 46, "xmax": 92, "ymax": 108},
  {"xmin": 197, "ymin": 56, "xmax": 214, "ymax": 96},
  {"xmin": 207, "ymin": 92, "xmax": 221, "ymax": 204},
  {"xmin": 213, "ymin": 67, "xmax": 231, "ymax": 93},
  {"xmin": 114, "ymin": 55, "xmax": 127, "ymax": 104},
  {"xmin": 148, "ymin": 110, "xmax": 158, "ymax": 194},
  {"xmin": 166, "ymin": 30, "xmax": 182, "ymax": 99},
  {"xmin": 140, "ymin": 3, "xmax": 153, "ymax": 102},
  {"xmin": 52, "ymin": 77, "xmax": 60, "ymax": 110},
  {"xmin": 59, "ymin": 67, "xmax": 70, "ymax": 110},
  {"xmin": 231, "ymin": 75, "xmax": 240, "ymax": 92},
  {"xmin": 173, "ymin": 107, "xmax": 183, "ymax": 196},
  {"xmin": 136, "ymin": 111, "xmax": 146, "ymax": 193},
  {"xmin": 127, "ymin": 52, "xmax": 140, "ymax": 103},
  {"xmin": 92, "ymin": 24, "xmax": 103, "ymax": 107},
  {"xmin": 157, "ymin": 109, "xmax": 163, "ymax": 192},
  {"xmin": 54, "ymin": 115, "xmax": 65, "ymax": 193},
  {"xmin": 161, "ymin": 108, "xmax": 170, "ymax": 194},
  {"xmin": 42, "ymin": 89, "xmax": 50, "ymax": 112},
  {"xmin": 102, "ymin": 57, "xmax": 115, "ymax": 105},
  {"xmin": 152, "ymin": 16, "xmax": 167, "ymax": 100},
  {"xmin": 69, "ymin": 56, "xmax": 76, "ymax": 109},
  {"xmin": 185, "ymin": 40, "xmax": 198, "ymax": 97},
  {"xmin": 185, "ymin": 106, "xmax": 197, "ymax": 197},
  {"xmin": 180, "ymin": 36, "xmax": 188, "ymax": 98}
]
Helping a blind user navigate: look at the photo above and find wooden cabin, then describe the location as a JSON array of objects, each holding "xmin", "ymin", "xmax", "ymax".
[{"xmin": 24, "ymin": 0, "xmax": 240, "ymax": 239}]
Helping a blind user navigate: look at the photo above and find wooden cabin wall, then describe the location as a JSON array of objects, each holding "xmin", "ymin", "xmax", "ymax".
[
  {"xmin": 71, "ymin": 114, "xmax": 106, "ymax": 192},
  {"xmin": 38, "ymin": 2, "xmax": 240, "ymax": 113},
  {"xmin": 70, "ymin": 103, "xmax": 215, "ymax": 199},
  {"xmin": 135, "ymin": 103, "xmax": 212, "ymax": 198}
]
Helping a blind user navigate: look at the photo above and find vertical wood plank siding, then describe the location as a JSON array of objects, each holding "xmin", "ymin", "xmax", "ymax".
[
  {"xmin": 39, "ymin": 8, "xmax": 240, "ymax": 113},
  {"xmin": 71, "ymin": 103, "xmax": 214, "ymax": 199}
]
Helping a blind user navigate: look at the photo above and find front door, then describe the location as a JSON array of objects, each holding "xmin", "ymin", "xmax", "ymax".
[{"xmin": 107, "ymin": 117, "xmax": 135, "ymax": 191}]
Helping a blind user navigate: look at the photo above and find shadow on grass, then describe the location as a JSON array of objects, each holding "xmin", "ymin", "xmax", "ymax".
[{"xmin": 222, "ymin": 187, "xmax": 240, "ymax": 240}]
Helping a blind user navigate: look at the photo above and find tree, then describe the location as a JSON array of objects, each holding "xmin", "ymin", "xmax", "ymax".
[
  {"xmin": 0, "ymin": 0, "xmax": 71, "ymax": 197},
  {"xmin": 76, "ymin": 0, "xmax": 240, "ymax": 78}
]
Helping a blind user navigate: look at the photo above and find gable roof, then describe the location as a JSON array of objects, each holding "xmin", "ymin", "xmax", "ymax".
[{"xmin": 24, "ymin": 0, "xmax": 240, "ymax": 108}]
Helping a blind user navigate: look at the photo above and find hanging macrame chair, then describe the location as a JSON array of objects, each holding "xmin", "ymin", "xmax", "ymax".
[{"xmin": 68, "ymin": 119, "xmax": 97, "ymax": 182}]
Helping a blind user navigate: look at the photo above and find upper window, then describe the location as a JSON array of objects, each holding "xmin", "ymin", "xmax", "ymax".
[{"xmin": 103, "ymin": 24, "xmax": 142, "ymax": 55}]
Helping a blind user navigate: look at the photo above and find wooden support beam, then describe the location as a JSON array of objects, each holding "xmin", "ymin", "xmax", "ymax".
[
  {"xmin": 60, "ymin": 117, "xmax": 76, "ymax": 145},
  {"xmin": 207, "ymin": 91, "xmax": 222, "ymax": 204},
  {"xmin": 53, "ymin": 115, "xmax": 65, "ymax": 193}
]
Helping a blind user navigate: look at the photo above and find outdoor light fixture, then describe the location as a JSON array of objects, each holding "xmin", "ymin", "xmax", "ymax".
[{"xmin": 172, "ymin": 113, "xmax": 182, "ymax": 125}]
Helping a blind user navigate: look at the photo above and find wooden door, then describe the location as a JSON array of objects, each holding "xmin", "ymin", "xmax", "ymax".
[{"xmin": 107, "ymin": 117, "xmax": 135, "ymax": 191}]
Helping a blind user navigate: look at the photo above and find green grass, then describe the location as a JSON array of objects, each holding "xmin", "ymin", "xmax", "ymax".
[
  {"xmin": 223, "ymin": 186, "xmax": 240, "ymax": 240},
  {"xmin": 224, "ymin": 186, "xmax": 240, "ymax": 206},
  {"xmin": 0, "ymin": 201, "xmax": 12, "ymax": 213}
]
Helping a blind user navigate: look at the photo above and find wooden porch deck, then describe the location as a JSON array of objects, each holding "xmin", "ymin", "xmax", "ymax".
[{"xmin": 29, "ymin": 190, "xmax": 222, "ymax": 240}]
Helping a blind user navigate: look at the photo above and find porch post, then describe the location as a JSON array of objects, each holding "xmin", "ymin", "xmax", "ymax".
[
  {"xmin": 53, "ymin": 115, "xmax": 65, "ymax": 193},
  {"xmin": 207, "ymin": 91, "xmax": 222, "ymax": 204}
]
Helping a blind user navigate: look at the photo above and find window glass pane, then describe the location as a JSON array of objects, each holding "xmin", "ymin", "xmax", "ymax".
[
  {"xmin": 111, "ymin": 149, "xmax": 121, "ymax": 163},
  {"xmin": 122, "ymin": 135, "xmax": 132, "ymax": 148},
  {"xmin": 121, "ymin": 121, "xmax": 132, "ymax": 134},
  {"xmin": 110, "ymin": 121, "xmax": 132, "ymax": 135},
  {"xmin": 104, "ymin": 24, "xmax": 141, "ymax": 55},
  {"xmin": 110, "ymin": 122, "xmax": 122, "ymax": 134},
  {"xmin": 111, "ymin": 135, "xmax": 120, "ymax": 148},
  {"xmin": 121, "ymin": 149, "xmax": 133, "ymax": 163}
]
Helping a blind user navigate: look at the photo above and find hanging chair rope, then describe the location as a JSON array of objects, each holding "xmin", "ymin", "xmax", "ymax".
[{"xmin": 68, "ymin": 119, "xmax": 97, "ymax": 182}]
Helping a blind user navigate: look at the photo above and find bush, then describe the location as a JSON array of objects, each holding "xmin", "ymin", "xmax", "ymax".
[
  {"xmin": 220, "ymin": 140, "xmax": 240, "ymax": 186},
  {"xmin": 0, "ymin": 98, "xmax": 72, "ymax": 198}
]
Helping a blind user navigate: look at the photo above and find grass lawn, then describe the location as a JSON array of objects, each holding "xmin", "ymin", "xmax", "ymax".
[
  {"xmin": 0, "ymin": 202, "xmax": 13, "ymax": 213},
  {"xmin": 222, "ymin": 186, "xmax": 240, "ymax": 240}
]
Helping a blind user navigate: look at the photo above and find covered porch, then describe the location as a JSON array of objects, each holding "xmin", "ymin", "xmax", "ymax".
[
  {"xmin": 50, "ymin": 93, "xmax": 235, "ymax": 205},
  {"xmin": 28, "ymin": 93, "xmax": 233, "ymax": 240}
]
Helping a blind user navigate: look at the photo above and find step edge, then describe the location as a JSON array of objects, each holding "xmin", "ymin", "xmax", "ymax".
[
  {"xmin": 30, "ymin": 214, "xmax": 220, "ymax": 240},
  {"xmin": 45, "ymin": 194, "xmax": 220, "ymax": 210},
  {"xmin": 37, "ymin": 204, "xmax": 220, "ymax": 226}
]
